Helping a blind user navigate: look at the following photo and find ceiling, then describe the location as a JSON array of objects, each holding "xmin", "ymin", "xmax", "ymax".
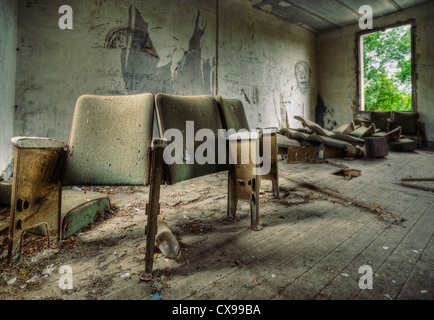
[{"xmin": 249, "ymin": 0, "xmax": 431, "ymax": 33}]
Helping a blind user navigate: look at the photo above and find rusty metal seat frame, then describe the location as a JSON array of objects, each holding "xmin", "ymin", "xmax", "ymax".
[
  {"xmin": 7, "ymin": 93, "xmax": 155, "ymax": 263},
  {"xmin": 6, "ymin": 93, "xmax": 279, "ymax": 281},
  {"xmin": 7, "ymin": 137, "xmax": 67, "ymax": 263},
  {"xmin": 142, "ymin": 94, "xmax": 279, "ymax": 279}
]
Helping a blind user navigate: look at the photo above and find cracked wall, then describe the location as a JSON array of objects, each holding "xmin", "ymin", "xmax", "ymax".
[
  {"xmin": 218, "ymin": 1, "xmax": 316, "ymax": 129},
  {"xmin": 12, "ymin": 0, "xmax": 316, "ymax": 150},
  {"xmin": 0, "ymin": 0, "xmax": 17, "ymax": 178},
  {"xmin": 13, "ymin": 0, "xmax": 216, "ymax": 144}
]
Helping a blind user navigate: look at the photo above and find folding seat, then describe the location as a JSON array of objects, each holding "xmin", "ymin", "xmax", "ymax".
[{"xmin": 7, "ymin": 93, "xmax": 155, "ymax": 262}]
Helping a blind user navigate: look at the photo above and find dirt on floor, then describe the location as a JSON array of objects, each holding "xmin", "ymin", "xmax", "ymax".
[
  {"xmin": 0, "ymin": 164, "xmax": 331, "ymax": 300},
  {"xmin": 1, "ymin": 151, "xmax": 433, "ymax": 300}
]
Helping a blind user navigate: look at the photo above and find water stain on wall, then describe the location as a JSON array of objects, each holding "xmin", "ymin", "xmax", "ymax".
[
  {"xmin": 279, "ymin": 92, "xmax": 289, "ymax": 128},
  {"xmin": 315, "ymin": 94, "xmax": 327, "ymax": 128},
  {"xmin": 315, "ymin": 94, "xmax": 337, "ymax": 129}
]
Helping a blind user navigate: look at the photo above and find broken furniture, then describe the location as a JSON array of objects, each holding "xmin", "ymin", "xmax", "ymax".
[
  {"xmin": 369, "ymin": 111, "xmax": 392, "ymax": 132},
  {"xmin": 7, "ymin": 137, "xmax": 67, "ymax": 262},
  {"xmin": 353, "ymin": 110, "xmax": 425, "ymax": 150},
  {"xmin": 215, "ymin": 96, "xmax": 283, "ymax": 197},
  {"xmin": 6, "ymin": 92, "xmax": 280, "ymax": 279},
  {"xmin": 7, "ymin": 93, "xmax": 155, "ymax": 262},
  {"xmin": 151, "ymin": 93, "xmax": 279, "ymax": 224},
  {"xmin": 364, "ymin": 136, "xmax": 389, "ymax": 159},
  {"xmin": 335, "ymin": 111, "xmax": 400, "ymax": 142},
  {"xmin": 332, "ymin": 168, "xmax": 361, "ymax": 180},
  {"xmin": 291, "ymin": 112, "xmax": 422, "ymax": 159},
  {"xmin": 146, "ymin": 94, "xmax": 280, "ymax": 278},
  {"xmin": 353, "ymin": 112, "xmax": 371, "ymax": 127},
  {"xmin": 348, "ymin": 122, "xmax": 376, "ymax": 139},
  {"xmin": 388, "ymin": 111, "xmax": 426, "ymax": 148},
  {"xmin": 293, "ymin": 116, "xmax": 365, "ymax": 145},
  {"xmin": 356, "ymin": 111, "xmax": 401, "ymax": 142},
  {"xmin": 399, "ymin": 178, "xmax": 434, "ymax": 192},
  {"xmin": 291, "ymin": 116, "xmax": 364, "ymax": 159}
]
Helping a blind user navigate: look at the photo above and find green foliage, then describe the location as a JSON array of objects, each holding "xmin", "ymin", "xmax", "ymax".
[{"xmin": 363, "ymin": 25, "xmax": 412, "ymax": 111}]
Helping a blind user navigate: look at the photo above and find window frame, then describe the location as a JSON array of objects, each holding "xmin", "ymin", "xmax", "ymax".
[{"xmin": 356, "ymin": 19, "xmax": 416, "ymax": 113}]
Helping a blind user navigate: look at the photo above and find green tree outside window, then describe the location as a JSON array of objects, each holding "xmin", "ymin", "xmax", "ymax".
[{"xmin": 362, "ymin": 24, "xmax": 412, "ymax": 111}]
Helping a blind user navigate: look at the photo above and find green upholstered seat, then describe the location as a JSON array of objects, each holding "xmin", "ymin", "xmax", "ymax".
[
  {"xmin": 333, "ymin": 123, "xmax": 353, "ymax": 135},
  {"xmin": 389, "ymin": 138, "xmax": 417, "ymax": 152},
  {"xmin": 349, "ymin": 123, "xmax": 375, "ymax": 138},
  {"xmin": 277, "ymin": 134, "xmax": 301, "ymax": 149},
  {"xmin": 215, "ymin": 96, "xmax": 250, "ymax": 131},
  {"xmin": 14, "ymin": 94, "xmax": 154, "ymax": 246},
  {"xmin": 307, "ymin": 135, "xmax": 353, "ymax": 150},
  {"xmin": 390, "ymin": 111, "xmax": 419, "ymax": 136},
  {"xmin": 29, "ymin": 189, "xmax": 110, "ymax": 239},
  {"xmin": 60, "ymin": 190, "xmax": 110, "ymax": 238},
  {"xmin": 216, "ymin": 96, "xmax": 296, "ymax": 156},
  {"xmin": 60, "ymin": 94, "xmax": 155, "ymax": 238},
  {"xmin": 63, "ymin": 93, "xmax": 155, "ymax": 186},
  {"xmin": 370, "ymin": 111, "xmax": 392, "ymax": 132},
  {"xmin": 155, "ymin": 93, "xmax": 228, "ymax": 184},
  {"xmin": 294, "ymin": 116, "xmax": 334, "ymax": 137},
  {"xmin": 330, "ymin": 133, "xmax": 364, "ymax": 145}
]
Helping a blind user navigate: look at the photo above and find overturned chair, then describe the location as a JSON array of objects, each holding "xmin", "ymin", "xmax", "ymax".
[{"xmin": 7, "ymin": 93, "xmax": 155, "ymax": 263}]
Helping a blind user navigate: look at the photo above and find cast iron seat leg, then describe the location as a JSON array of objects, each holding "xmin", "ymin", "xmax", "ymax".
[
  {"xmin": 227, "ymin": 132, "xmax": 263, "ymax": 231},
  {"xmin": 7, "ymin": 138, "xmax": 66, "ymax": 263},
  {"xmin": 142, "ymin": 139, "xmax": 168, "ymax": 280},
  {"xmin": 227, "ymin": 167, "xmax": 238, "ymax": 220}
]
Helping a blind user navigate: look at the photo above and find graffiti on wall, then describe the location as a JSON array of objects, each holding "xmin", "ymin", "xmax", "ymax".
[
  {"xmin": 104, "ymin": 6, "xmax": 214, "ymax": 96},
  {"xmin": 294, "ymin": 60, "xmax": 311, "ymax": 94}
]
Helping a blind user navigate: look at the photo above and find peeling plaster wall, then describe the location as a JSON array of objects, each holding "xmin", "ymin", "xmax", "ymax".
[
  {"xmin": 13, "ymin": 0, "xmax": 316, "ymax": 145},
  {"xmin": 0, "ymin": 0, "xmax": 18, "ymax": 177},
  {"xmin": 218, "ymin": 1, "xmax": 317, "ymax": 129},
  {"xmin": 317, "ymin": 1, "xmax": 434, "ymax": 141},
  {"xmin": 14, "ymin": 0, "xmax": 216, "ymax": 143}
]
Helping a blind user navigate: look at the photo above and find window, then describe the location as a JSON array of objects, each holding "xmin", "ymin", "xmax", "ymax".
[{"xmin": 358, "ymin": 21, "xmax": 414, "ymax": 112}]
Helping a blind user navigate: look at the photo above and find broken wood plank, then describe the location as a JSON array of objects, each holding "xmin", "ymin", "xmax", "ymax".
[
  {"xmin": 332, "ymin": 168, "xmax": 361, "ymax": 178},
  {"xmin": 400, "ymin": 182, "xmax": 434, "ymax": 193},
  {"xmin": 279, "ymin": 173, "xmax": 405, "ymax": 225},
  {"xmin": 325, "ymin": 159, "xmax": 348, "ymax": 169}
]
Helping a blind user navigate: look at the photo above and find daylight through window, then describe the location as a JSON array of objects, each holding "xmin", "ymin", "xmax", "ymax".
[{"xmin": 359, "ymin": 23, "xmax": 413, "ymax": 111}]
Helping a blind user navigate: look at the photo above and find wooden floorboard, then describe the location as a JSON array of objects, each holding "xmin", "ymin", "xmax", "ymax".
[
  {"xmin": 156, "ymin": 151, "xmax": 434, "ymax": 300},
  {"xmin": 1, "ymin": 150, "xmax": 432, "ymax": 301}
]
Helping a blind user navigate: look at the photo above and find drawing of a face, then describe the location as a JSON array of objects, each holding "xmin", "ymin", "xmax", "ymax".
[{"xmin": 295, "ymin": 60, "xmax": 311, "ymax": 94}]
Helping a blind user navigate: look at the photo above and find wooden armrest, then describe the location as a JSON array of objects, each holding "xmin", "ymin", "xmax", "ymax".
[
  {"xmin": 227, "ymin": 128, "xmax": 277, "ymax": 141},
  {"xmin": 227, "ymin": 130, "xmax": 261, "ymax": 141},
  {"xmin": 11, "ymin": 136, "xmax": 67, "ymax": 149}
]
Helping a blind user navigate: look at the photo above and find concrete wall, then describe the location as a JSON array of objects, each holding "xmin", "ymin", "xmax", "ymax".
[
  {"xmin": 316, "ymin": 1, "xmax": 434, "ymax": 142},
  {"xmin": 12, "ymin": 0, "xmax": 316, "ymax": 147},
  {"xmin": 217, "ymin": 0, "xmax": 317, "ymax": 129},
  {"xmin": 0, "ymin": 0, "xmax": 18, "ymax": 178},
  {"xmin": 14, "ymin": 0, "xmax": 216, "ymax": 143}
]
